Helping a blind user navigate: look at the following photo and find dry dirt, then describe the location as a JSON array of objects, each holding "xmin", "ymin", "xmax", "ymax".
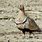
[{"xmin": 0, "ymin": 0, "xmax": 42, "ymax": 42}]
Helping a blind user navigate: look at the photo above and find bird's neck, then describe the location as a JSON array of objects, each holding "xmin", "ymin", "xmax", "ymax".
[
  {"xmin": 19, "ymin": 10, "xmax": 25, "ymax": 16},
  {"xmin": 20, "ymin": 9, "xmax": 25, "ymax": 12},
  {"xmin": 18, "ymin": 10, "xmax": 26, "ymax": 18},
  {"xmin": 16, "ymin": 10, "xmax": 26, "ymax": 22}
]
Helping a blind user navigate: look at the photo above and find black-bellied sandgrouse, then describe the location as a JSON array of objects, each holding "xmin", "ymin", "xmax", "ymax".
[{"xmin": 15, "ymin": 4, "xmax": 41, "ymax": 38}]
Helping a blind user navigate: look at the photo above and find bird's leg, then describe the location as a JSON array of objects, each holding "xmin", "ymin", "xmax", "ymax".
[
  {"xmin": 33, "ymin": 32, "xmax": 39, "ymax": 39},
  {"xmin": 32, "ymin": 32, "xmax": 39, "ymax": 39},
  {"xmin": 29, "ymin": 31, "xmax": 33, "ymax": 38},
  {"xmin": 31, "ymin": 32, "xmax": 35, "ymax": 38},
  {"xmin": 22, "ymin": 29, "xmax": 25, "ymax": 38}
]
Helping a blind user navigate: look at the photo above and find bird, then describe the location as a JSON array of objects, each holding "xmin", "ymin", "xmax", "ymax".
[{"xmin": 15, "ymin": 4, "xmax": 41, "ymax": 38}]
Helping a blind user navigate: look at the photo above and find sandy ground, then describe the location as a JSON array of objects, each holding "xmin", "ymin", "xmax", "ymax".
[{"xmin": 0, "ymin": 0, "xmax": 42, "ymax": 42}]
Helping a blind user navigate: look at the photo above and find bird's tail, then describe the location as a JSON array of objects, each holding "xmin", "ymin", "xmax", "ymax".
[{"xmin": 37, "ymin": 28, "xmax": 42, "ymax": 32}]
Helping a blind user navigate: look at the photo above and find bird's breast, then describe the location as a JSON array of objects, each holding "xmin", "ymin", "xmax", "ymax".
[{"xmin": 15, "ymin": 17, "xmax": 29, "ymax": 29}]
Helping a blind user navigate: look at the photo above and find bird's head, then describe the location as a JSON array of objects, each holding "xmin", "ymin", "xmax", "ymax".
[{"xmin": 19, "ymin": 4, "xmax": 24, "ymax": 11}]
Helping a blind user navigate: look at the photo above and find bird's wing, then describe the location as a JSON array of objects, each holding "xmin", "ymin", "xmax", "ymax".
[{"xmin": 28, "ymin": 18, "xmax": 39, "ymax": 30}]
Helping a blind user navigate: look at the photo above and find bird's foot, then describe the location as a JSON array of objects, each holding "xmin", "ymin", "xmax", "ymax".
[
  {"xmin": 34, "ymin": 35, "xmax": 39, "ymax": 39},
  {"xmin": 29, "ymin": 34, "xmax": 33, "ymax": 38},
  {"xmin": 29, "ymin": 35, "xmax": 33, "ymax": 38},
  {"xmin": 29, "ymin": 33, "xmax": 34, "ymax": 38}
]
